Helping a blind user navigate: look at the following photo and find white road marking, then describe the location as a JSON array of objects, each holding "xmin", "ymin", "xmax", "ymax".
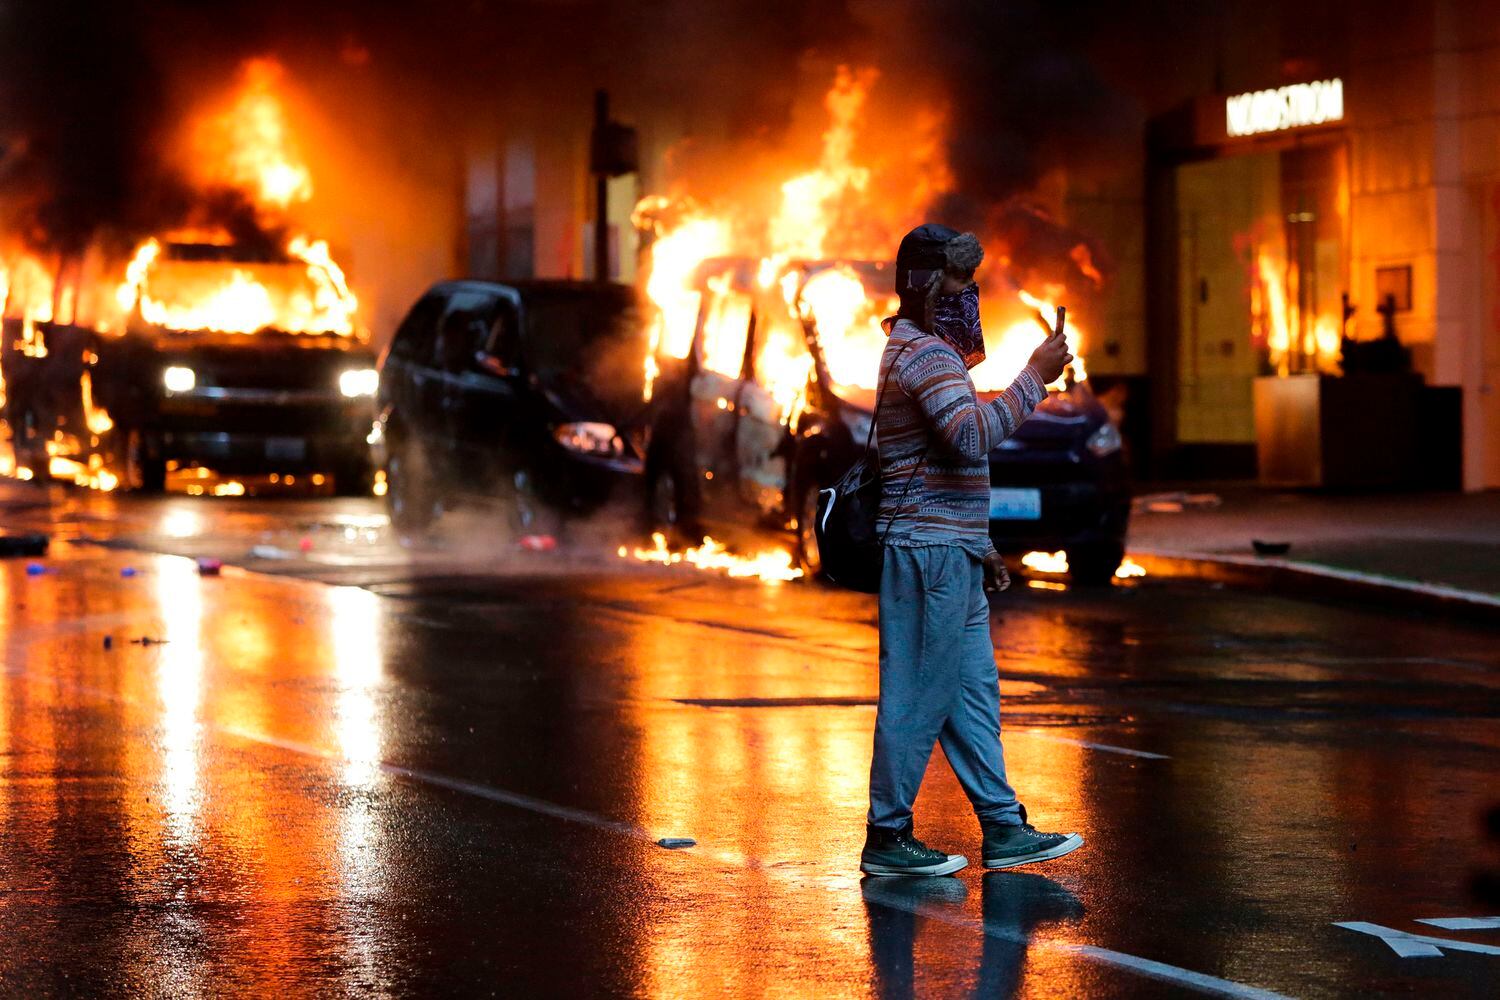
[
  {"xmin": 1023, "ymin": 729, "xmax": 1171, "ymax": 759},
  {"xmin": 1131, "ymin": 546, "xmax": 1500, "ymax": 611},
  {"xmin": 862, "ymin": 883, "xmax": 1290, "ymax": 999},
  {"xmin": 225, "ymin": 727, "xmax": 662, "ymax": 843},
  {"xmin": 1064, "ymin": 945, "xmax": 1290, "ymax": 999},
  {"xmin": 1335, "ymin": 921, "xmax": 1500, "ymax": 957},
  {"xmin": 1416, "ymin": 916, "xmax": 1500, "ymax": 930}
]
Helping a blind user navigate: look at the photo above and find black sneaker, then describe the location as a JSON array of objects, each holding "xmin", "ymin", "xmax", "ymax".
[
  {"xmin": 981, "ymin": 805, "xmax": 1083, "ymax": 869},
  {"xmin": 861, "ymin": 822, "xmax": 968, "ymax": 877}
]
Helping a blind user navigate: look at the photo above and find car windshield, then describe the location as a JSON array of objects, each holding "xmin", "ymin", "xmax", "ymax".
[
  {"xmin": 135, "ymin": 242, "xmax": 357, "ymax": 337},
  {"xmin": 794, "ymin": 262, "xmax": 896, "ymax": 404},
  {"xmin": 521, "ymin": 288, "xmax": 647, "ymax": 414}
]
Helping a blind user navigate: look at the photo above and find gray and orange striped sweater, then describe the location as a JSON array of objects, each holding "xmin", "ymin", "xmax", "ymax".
[{"xmin": 875, "ymin": 318, "xmax": 1048, "ymax": 559}]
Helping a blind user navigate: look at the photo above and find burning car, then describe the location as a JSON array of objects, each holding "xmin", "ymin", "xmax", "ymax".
[
  {"xmin": 373, "ymin": 279, "xmax": 647, "ymax": 536},
  {"xmin": 643, "ymin": 257, "xmax": 1130, "ymax": 583},
  {"xmin": 0, "ymin": 234, "xmax": 376, "ymax": 492}
]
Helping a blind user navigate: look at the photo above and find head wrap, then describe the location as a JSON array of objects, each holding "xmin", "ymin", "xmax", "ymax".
[{"xmin": 889, "ymin": 223, "xmax": 986, "ymax": 368}]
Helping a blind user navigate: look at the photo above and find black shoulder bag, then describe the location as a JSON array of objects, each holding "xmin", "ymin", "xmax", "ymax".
[{"xmin": 814, "ymin": 340, "xmax": 927, "ymax": 593}]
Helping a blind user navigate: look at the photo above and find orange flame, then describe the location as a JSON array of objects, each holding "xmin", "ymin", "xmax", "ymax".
[
  {"xmin": 621, "ymin": 532, "xmax": 803, "ymax": 583},
  {"xmin": 115, "ymin": 234, "xmax": 357, "ymax": 336},
  {"xmin": 195, "ymin": 58, "xmax": 313, "ymax": 210}
]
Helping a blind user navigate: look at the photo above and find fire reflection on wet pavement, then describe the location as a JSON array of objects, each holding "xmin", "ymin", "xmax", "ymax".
[{"xmin": 0, "ymin": 488, "xmax": 1496, "ymax": 997}]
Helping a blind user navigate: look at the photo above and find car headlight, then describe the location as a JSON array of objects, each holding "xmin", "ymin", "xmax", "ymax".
[
  {"xmin": 163, "ymin": 366, "xmax": 196, "ymax": 393},
  {"xmin": 339, "ymin": 368, "xmax": 379, "ymax": 398},
  {"xmin": 553, "ymin": 421, "xmax": 622, "ymax": 457},
  {"xmin": 1086, "ymin": 421, "xmax": 1123, "ymax": 457}
]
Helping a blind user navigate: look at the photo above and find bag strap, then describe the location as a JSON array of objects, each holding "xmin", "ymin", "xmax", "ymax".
[{"xmin": 871, "ymin": 332, "xmax": 929, "ymax": 543}]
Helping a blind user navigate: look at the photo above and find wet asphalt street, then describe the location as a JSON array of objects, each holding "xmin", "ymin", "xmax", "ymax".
[{"xmin": 0, "ymin": 484, "xmax": 1497, "ymax": 997}]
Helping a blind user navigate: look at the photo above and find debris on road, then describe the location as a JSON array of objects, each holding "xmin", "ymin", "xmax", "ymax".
[
  {"xmin": 250, "ymin": 544, "xmax": 291, "ymax": 560},
  {"xmin": 129, "ymin": 636, "xmax": 169, "ymax": 646},
  {"xmin": 25, "ymin": 561, "xmax": 47, "ymax": 576},
  {"xmin": 102, "ymin": 636, "xmax": 113, "ymax": 650},
  {"xmin": 196, "ymin": 557, "xmax": 223, "ymax": 576},
  {"xmin": 518, "ymin": 534, "xmax": 558, "ymax": 552},
  {"xmin": 120, "ymin": 567, "xmax": 138, "ymax": 577},
  {"xmin": 656, "ymin": 837, "xmax": 697, "ymax": 849}
]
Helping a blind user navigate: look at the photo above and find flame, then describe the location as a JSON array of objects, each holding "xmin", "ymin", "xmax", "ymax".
[
  {"xmin": 622, "ymin": 532, "xmax": 803, "ymax": 583},
  {"xmin": 1021, "ymin": 550, "xmax": 1069, "ymax": 575},
  {"xmin": 768, "ymin": 67, "xmax": 875, "ymax": 260},
  {"xmin": 79, "ymin": 370, "xmax": 114, "ymax": 435},
  {"xmin": 1114, "ymin": 556, "xmax": 1147, "ymax": 579},
  {"xmin": 195, "ymin": 58, "xmax": 312, "ymax": 209},
  {"xmin": 636, "ymin": 66, "xmax": 960, "ymax": 403},
  {"xmin": 116, "ymin": 234, "xmax": 357, "ymax": 336},
  {"xmin": 1254, "ymin": 249, "xmax": 1340, "ymax": 374},
  {"xmin": 627, "ymin": 59, "xmax": 1086, "ymax": 407},
  {"xmin": 637, "ymin": 214, "xmax": 731, "ymax": 399},
  {"xmin": 1257, "ymin": 252, "xmax": 1292, "ymax": 374},
  {"xmin": 46, "ymin": 453, "xmax": 118, "ymax": 492}
]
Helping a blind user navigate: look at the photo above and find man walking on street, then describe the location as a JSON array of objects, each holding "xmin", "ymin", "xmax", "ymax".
[{"xmin": 861, "ymin": 224, "xmax": 1084, "ymax": 877}]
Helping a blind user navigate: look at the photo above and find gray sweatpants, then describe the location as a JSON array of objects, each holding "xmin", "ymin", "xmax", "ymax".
[{"xmin": 867, "ymin": 544, "xmax": 1023, "ymax": 830}]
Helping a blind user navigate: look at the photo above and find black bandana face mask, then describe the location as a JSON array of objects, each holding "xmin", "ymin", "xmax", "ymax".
[{"xmin": 931, "ymin": 283, "xmax": 985, "ymax": 369}]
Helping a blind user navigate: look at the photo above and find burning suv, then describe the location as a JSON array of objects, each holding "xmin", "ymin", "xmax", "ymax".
[
  {"xmin": 1, "ymin": 235, "xmax": 376, "ymax": 492},
  {"xmin": 643, "ymin": 258, "xmax": 1130, "ymax": 584}
]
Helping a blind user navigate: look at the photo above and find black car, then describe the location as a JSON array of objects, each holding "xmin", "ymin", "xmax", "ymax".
[
  {"xmin": 373, "ymin": 279, "xmax": 647, "ymax": 535},
  {"xmin": 644, "ymin": 258, "xmax": 1130, "ymax": 583},
  {"xmin": 1, "ymin": 240, "xmax": 377, "ymax": 493},
  {"xmin": 984, "ymin": 381, "xmax": 1130, "ymax": 583}
]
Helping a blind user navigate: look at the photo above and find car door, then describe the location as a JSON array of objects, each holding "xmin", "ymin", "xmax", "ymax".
[
  {"xmin": 386, "ymin": 291, "xmax": 448, "ymax": 447},
  {"xmin": 444, "ymin": 290, "xmax": 524, "ymax": 485},
  {"xmin": 688, "ymin": 277, "xmax": 754, "ymax": 523},
  {"xmin": 734, "ymin": 308, "xmax": 814, "ymax": 520},
  {"xmin": 427, "ymin": 290, "xmax": 510, "ymax": 481}
]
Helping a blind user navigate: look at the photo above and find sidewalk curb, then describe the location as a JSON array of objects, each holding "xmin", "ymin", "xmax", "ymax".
[{"xmin": 1128, "ymin": 547, "xmax": 1500, "ymax": 626}]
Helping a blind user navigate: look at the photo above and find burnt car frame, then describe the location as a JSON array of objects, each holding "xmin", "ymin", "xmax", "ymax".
[
  {"xmin": 372, "ymin": 279, "xmax": 646, "ymax": 536},
  {"xmin": 1, "ymin": 240, "xmax": 377, "ymax": 493},
  {"xmin": 643, "ymin": 258, "xmax": 1131, "ymax": 583}
]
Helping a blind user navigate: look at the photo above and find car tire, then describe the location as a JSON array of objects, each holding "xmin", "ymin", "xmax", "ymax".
[
  {"xmin": 386, "ymin": 438, "xmax": 440, "ymax": 539},
  {"xmin": 1067, "ymin": 542, "xmax": 1124, "ymax": 586},
  {"xmin": 645, "ymin": 432, "xmax": 700, "ymax": 544},
  {"xmin": 793, "ymin": 480, "xmax": 824, "ymax": 578},
  {"xmin": 508, "ymin": 467, "xmax": 563, "ymax": 538}
]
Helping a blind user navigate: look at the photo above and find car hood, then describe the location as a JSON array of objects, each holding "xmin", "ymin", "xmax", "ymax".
[
  {"xmin": 1000, "ymin": 381, "xmax": 1106, "ymax": 446},
  {"xmin": 536, "ymin": 371, "xmax": 633, "ymax": 427}
]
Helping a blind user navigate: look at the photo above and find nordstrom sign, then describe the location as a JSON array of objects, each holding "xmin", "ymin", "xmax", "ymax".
[{"xmin": 1225, "ymin": 78, "xmax": 1344, "ymax": 138}]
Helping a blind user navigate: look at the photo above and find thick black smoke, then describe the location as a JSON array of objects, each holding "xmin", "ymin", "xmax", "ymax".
[
  {"xmin": 0, "ymin": 4, "xmax": 170, "ymax": 254},
  {"xmin": 863, "ymin": 0, "xmax": 1139, "ymax": 230},
  {"xmin": 0, "ymin": 0, "xmax": 1133, "ymax": 258}
]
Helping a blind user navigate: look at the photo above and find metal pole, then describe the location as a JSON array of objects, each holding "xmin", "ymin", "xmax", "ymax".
[{"xmin": 594, "ymin": 89, "xmax": 610, "ymax": 282}]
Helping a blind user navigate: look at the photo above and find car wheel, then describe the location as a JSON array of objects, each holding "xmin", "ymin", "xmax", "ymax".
[
  {"xmin": 386, "ymin": 439, "xmax": 439, "ymax": 539},
  {"xmin": 794, "ymin": 481, "xmax": 824, "ymax": 578},
  {"xmin": 1067, "ymin": 542, "xmax": 1125, "ymax": 586},
  {"xmin": 508, "ymin": 467, "xmax": 562, "ymax": 538},
  {"xmin": 122, "ymin": 428, "xmax": 166, "ymax": 493}
]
